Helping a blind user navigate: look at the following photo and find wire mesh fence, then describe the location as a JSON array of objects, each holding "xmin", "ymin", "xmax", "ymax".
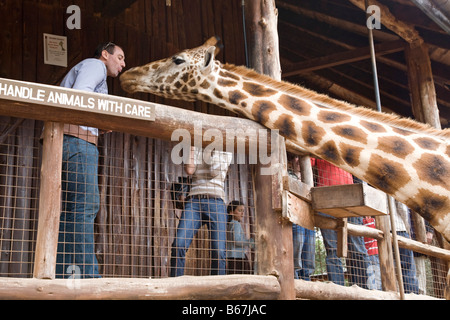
[
  {"xmin": 0, "ymin": 116, "xmax": 448, "ymax": 299},
  {"xmin": 0, "ymin": 118, "xmax": 41, "ymax": 278},
  {"xmin": 288, "ymin": 154, "xmax": 448, "ymax": 298}
]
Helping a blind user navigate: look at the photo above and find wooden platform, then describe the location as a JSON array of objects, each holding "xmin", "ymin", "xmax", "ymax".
[{"xmin": 311, "ymin": 183, "xmax": 388, "ymax": 218}]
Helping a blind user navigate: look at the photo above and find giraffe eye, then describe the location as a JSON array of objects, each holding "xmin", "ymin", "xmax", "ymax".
[{"xmin": 173, "ymin": 57, "xmax": 185, "ymax": 65}]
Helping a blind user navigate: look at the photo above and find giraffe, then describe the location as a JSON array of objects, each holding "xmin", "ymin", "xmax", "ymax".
[{"xmin": 120, "ymin": 38, "xmax": 450, "ymax": 243}]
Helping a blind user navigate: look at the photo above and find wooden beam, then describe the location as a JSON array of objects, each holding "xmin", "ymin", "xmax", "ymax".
[
  {"xmin": 294, "ymin": 278, "xmax": 440, "ymax": 300},
  {"xmin": 397, "ymin": 235, "xmax": 450, "ymax": 261},
  {"xmin": 411, "ymin": 0, "xmax": 450, "ymax": 34},
  {"xmin": 283, "ymin": 40, "xmax": 405, "ymax": 77},
  {"xmin": 374, "ymin": 215, "xmax": 397, "ymax": 292},
  {"xmin": 405, "ymin": 42, "xmax": 441, "ymax": 128},
  {"xmin": 0, "ymin": 275, "xmax": 280, "ymax": 300},
  {"xmin": 348, "ymin": 0, "xmax": 424, "ymax": 44}
]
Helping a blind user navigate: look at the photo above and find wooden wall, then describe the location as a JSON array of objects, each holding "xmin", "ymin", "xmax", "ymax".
[
  {"xmin": 0, "ymin": 0, "xmax": 253, "ymax": 278},
  {"xmin": 0, "ymin": 0, "xmax": 247, "ymax": 113}
]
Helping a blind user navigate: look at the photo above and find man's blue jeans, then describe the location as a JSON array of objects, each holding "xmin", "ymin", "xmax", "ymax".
[
  {"xmin": 292, "ymin": 224, "xmax": 316, "ymax": 280},
  {"xmin": 56, "ymin": 135, "xmax": 101, "ymax": 279},
  {"xmin": 320, "ymin": 215, "xmax": 369, "ymax": 288},
  {"xmin": 170, "ymin": 196, "xmax": 227, "ymax": 277}
]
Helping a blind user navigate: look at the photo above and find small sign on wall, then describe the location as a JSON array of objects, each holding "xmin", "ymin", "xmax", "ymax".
[{"xmin": 43, "ymin": 33, "xmax": 68, "ymax": 67}]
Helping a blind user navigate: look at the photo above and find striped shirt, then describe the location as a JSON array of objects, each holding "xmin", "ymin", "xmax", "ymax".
[
  {"xmin": 363, "ymin": 217, "xmax": 379, "ymax": 255},
  {"xmin": 189, "ymin": 148, "xmax": 232, "ymax": 200}
]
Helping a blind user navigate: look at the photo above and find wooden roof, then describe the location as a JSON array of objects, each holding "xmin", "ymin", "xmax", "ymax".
[
  {"xmin": 109, "ymin": 0, "xmax": 450, "ymax": 128},
  {"xmin": 276, "ymin": 0, "xmax": 450, "ymax": 127}
]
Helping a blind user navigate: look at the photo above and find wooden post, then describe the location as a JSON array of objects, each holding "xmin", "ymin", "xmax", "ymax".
[
  {"xmin": 33, "ymin": 122, "xmax": 64, "ymax": 279},
  {"xmin": 246, "ymin": 0, "xmax": 294, "ymax": 299},
  {"xmin": 375, "ymin": 215, "xmax": 397, "ymax": 292},
  {"xmin": 254, "ymin": 160, "xmax": 295, "ymax": 300},
  {"xmin": 337, "ymin": 218, "xmax": 348, "ymax": 258},
  {"xmin": 244, "ymin": 0, "xmax": 282, "ymax": 79},
  {"xmin": 405, "ymin": 41, "xmax": 441, "ymax": 129}
]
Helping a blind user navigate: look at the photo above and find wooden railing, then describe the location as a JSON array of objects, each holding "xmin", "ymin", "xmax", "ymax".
[{"xmin": 0, "ymin": 77, "xmax": 448, "ymax": 300}]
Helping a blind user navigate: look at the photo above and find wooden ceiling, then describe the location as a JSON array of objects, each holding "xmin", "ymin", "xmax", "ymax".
[
  {"xmin": 93, "ymin": 0, "xmax": 450, "ymax": 128},
  {"xmin": 276, "ymin": 0, "xmax": 450, "ymax": 128}
]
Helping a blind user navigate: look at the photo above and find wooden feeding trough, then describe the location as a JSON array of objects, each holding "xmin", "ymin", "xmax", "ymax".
[{"xmin": 311, "ymin": 183, "xmax": 388, "ymax": 218}]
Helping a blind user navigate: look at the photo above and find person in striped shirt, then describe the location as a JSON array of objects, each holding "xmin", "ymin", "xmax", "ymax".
[{"xmin": 170, "ymin": 146, "xmax": 232, "ymax": 276}]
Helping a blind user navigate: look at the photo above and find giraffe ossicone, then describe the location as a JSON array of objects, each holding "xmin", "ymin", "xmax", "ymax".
[{"xmin": 120, "ymin": 37, "xmax": 450, "ymax": 242}]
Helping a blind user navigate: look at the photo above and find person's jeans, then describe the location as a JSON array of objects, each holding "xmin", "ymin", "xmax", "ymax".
[
  {"xmin": 320, "ymin": 215, "xmax": 369, "ymax": 288},
  {"xmin": 170, "ymin": 196, "xmax": 227, "ymax": 277},
  {"xmin": 292, "ymin": 224, "xmax": 316, "ymax": 280},
  {"xmin": 366, "ymin": 254, "xmax": 382, "ymax": 290},
  {"xmin": 56, "ymin": 135, "xmax": 101, "ymax": 279},
  {"xmin": 397, "ymin": 231, "xmax": 420, "ymax": 294}
]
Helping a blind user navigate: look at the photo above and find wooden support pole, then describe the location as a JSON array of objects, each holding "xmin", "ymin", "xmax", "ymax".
[
  {"xmin": 246, "ymin": 0, "xmax": 294, "ymax": 300},
  {"xmin": 405, "ymin": 42, "xmax": 441, "ymax": 129},
  {"xmin": 337, "ymin": 218, "xmax": 348, "ymax": 258},
  {"xmin": 375, "ymin": 215, "xmax": 397, "ymax": 292},
  {"xmin": 254, "ymin": 161, "xmax": 295, "ymax": 300},
  {"xmin": 244, "ymin": 0, "xmax": 282, "ymax": 79},
  {"xmin": 388, "ymin": 197, "xmax": 405, "ymax": 300},
  {"xmin": 33, "ymin": 122, "xmax": 64, "ymax": 279}
]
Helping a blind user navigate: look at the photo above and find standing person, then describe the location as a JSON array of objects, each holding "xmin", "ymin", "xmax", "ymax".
[
  {"xmin": 393, "ymin": 202, "xmax": 420, "ymax": 294},
  {"xmin": 170, "ymin": 146, "xmax": 232, "ymax": 276},
  {"xmin": 56, "ymin": 42, "xmax": 126, "ymax": 279},
  {"xmin": 226, "ymin": 200, "xmax": 254, "ymax": 275},
  {"xmin": 288, "ymin": 153, "xmax": 316, "ymax": 280},
  {"xmin": 363, "ymin": 216, "xmax": 382, "ymax": 290},
  {"xmin": 312, "ymin": 158, "xmax": 370, "ymax": 288}
]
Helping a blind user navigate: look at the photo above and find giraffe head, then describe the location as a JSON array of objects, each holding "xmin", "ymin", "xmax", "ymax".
[{"xmin": 120, "ymin": 37, "xmax": 221, "ymax": 102}]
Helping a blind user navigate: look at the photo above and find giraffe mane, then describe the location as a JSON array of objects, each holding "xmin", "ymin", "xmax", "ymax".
[{"xmin": 223, "ymin": 63, "xmax": 450, "ymax": 141}]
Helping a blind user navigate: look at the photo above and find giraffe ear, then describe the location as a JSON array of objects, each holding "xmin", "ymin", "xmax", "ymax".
[{"xmin": 201, "ymin": 46, "xmax": 216, "ymax": 74}]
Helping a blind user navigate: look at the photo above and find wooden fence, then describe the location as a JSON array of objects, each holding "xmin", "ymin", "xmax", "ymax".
[{"xmin": 0, "ymin": 78, "xmax": 449, "ymax": 299}]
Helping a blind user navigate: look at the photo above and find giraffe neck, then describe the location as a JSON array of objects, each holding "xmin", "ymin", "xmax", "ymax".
[{"xmin": 199, "ymin": 63, "xmax": 450, "ymax": 235}]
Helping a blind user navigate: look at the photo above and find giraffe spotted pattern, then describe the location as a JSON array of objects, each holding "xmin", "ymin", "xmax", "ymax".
[{"xmin": 120, "ymin": 37, "xmax": 450, "ymax": 242}]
